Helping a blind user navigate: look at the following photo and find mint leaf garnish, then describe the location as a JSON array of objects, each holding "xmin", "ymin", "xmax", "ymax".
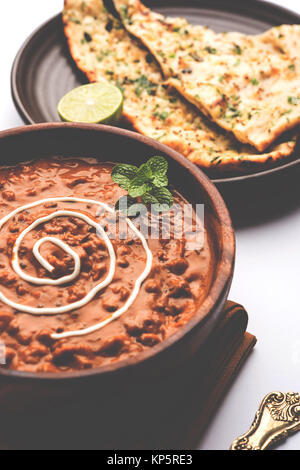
[
  {"xmin": 147, "ymin": 156, "xmax": 168, "ymax": 175},
  {"xmin": 141, "ymin": 187, "xmax": 173, "ymax": 213},
  {"xmin": 112, "ymin": 156, "xmax": 174, "ymax": 215},
  {"xmin": 128, "ymin": 163, "xmax": 153, "ymax": 198},
  {"xmin": 149, "ymin": 187, "xmax": 174, "ymax": 213},
  {"xmin": 152, "ymin": 173, "xmax": 168, "ymax": 188},
  {"xmin": 111, "ymin": 164, "xmax": 138, "ymax": 190}
]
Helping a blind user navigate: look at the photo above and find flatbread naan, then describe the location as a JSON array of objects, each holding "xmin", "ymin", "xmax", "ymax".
[
  {"xmin": 63, "ymin": 0, "xmax": 296, "ymax": 173},
  {"xmin": 113, "ymin": 0, "xmax": 300, "ymax": 152}
]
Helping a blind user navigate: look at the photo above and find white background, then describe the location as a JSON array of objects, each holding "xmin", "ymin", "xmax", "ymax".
[{"xmin": 1, "ymin": 0, "xmax": 300, "ymax": 451}]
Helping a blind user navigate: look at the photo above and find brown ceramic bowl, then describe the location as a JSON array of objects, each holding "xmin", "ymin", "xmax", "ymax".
[{"xmin": 0, "ymin": 123, "xmax": 235, "ymax": 411}]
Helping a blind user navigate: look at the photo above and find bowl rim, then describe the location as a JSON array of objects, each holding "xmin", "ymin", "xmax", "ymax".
[{"xmin": 0, "ymin": 122, "xmax": 235, "ymax": 381}]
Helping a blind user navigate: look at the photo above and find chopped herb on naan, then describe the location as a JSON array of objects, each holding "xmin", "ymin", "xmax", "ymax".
[
  {"xmin": 113, "ymin": 0, "xmax": 300, "ymax": 152},
  {"xmin": 63, "ymin": 0, "xmax": 297, "ymax": 173}
]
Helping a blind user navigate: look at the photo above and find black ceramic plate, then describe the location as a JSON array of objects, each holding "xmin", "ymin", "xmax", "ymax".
[{"xmin": 11, "ymin": 0, "xmax": 300, "ymax": 185}]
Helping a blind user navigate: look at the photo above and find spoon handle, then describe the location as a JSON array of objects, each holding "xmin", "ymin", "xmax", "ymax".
[{"xmin": 230, "ymin": 392, "xmax": 300, "ymax": 450}]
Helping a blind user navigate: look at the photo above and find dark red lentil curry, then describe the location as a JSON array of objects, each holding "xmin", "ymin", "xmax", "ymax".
[{"xmin": 0, "ymin": 157, "xmax": 214, "ymax": 372}]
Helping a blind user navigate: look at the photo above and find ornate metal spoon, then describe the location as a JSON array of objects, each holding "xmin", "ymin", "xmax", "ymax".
[{"xmin": 230, "ymin": 392, "xmax": 300, "ymax": 450}]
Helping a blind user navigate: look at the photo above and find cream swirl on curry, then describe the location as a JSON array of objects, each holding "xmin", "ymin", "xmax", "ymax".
[
  {"xmin": 0, "ymin": 197, "xmax": 153, "ymax": 339},
  {"xmin": 0, "ymin": 158, "xmax": 214, "ymax": 372}
]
